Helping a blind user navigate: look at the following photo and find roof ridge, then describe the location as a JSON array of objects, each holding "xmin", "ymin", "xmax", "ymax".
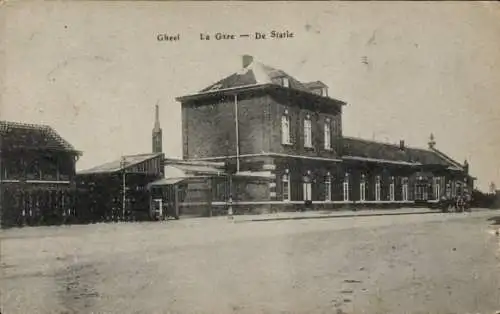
[{"xmin": 343, "ymin": 136, "xmax": 432, "ymax": 152}]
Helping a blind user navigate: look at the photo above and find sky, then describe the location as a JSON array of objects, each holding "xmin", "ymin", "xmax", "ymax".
[{"xmin": 1, "ymin": 1, "xmax": 500, "ymax": 192}]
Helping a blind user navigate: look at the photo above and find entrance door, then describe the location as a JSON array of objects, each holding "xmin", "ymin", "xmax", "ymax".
[{"xmin": 415, "ymin": 184, "xmax": 428, "ymax": 201}]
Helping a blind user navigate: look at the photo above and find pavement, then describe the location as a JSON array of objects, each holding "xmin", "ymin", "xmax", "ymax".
[{"xmin": 170, "ymin": 207, "xmax": 495, "ymax": 226}]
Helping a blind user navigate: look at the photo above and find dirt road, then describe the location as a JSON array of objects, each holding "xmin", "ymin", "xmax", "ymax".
[{"xmin": 1, "ymin": 211, "xmax": 500, "ymax": 313}]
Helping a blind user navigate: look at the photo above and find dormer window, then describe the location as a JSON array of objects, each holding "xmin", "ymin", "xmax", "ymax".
[{"xmin": 282, "ymin": 77, "xmax": 290, "ymax": 88}]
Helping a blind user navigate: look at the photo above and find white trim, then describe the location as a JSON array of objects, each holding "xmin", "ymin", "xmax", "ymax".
[
  {"xmin": 186, "ymin": 153, "xmax": 343, "ymax": 163},
  {"xmin": 343, "ymin": 156, "xmax": 420, "ymax": 166},
  {"xmin": 281, "ymin": 114, "xmax": 291, "ymax": 145},
  {"xmin": 204, "ymin": 200, "xmax": 417, "ymax": 206},
  {"xmin": 1, "ymin": 180, "xmax": 71, "ymax": 184}
]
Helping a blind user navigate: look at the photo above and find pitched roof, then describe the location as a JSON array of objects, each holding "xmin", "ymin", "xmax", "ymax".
[
  {"xmin": 200, "ymin": 60, "xmax": 311, "ymax": 93},
  {"xmin": 342, "ymin": 137, "xmax": 460, "ymax": 168},
  {"xmin": 0, "ymin": 120, "xmax": 80, "ymax": 154},
  {"xmin": 303, "ymin": 81, "xmax": 328, "ymax": 90},
  {"xmin": 77, "ymin": 153, "xmax": 162, "ymax": 175}
]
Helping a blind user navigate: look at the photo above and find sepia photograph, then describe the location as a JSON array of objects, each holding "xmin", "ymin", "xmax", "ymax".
[{"xmin": 1, "ymin": 1, "xmax": 500, "ymax": 313}]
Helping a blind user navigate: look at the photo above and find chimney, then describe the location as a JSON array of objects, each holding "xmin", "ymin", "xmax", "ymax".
[
  {"xmin": 242, "ymin": 55, "xmax": 253, "ymax": 68},
  {"xmin": 399, "ymin": 140, "xmax": 405, "ymax": 150}
]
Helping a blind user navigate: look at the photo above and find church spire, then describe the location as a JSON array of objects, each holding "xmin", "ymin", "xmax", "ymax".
[{"xmin": 152, "ymin": 102, "xmax": 163, "ymax": 153}]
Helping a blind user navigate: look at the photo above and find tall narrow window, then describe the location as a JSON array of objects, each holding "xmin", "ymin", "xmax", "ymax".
[
  {"xmin": 325, "ymin": 172, "xmax": 332, "ymax": 201},
  {"xmin": 375, "ymin": 175, "xmax": 381, "ymax": 201},
  {"xmin": 389, "ymin": 176, "xmax": 395, "ymax": 201},
  {"xmin": 303, "ymin": 171, "xmax": 312, "ymax": 202},
  {"xmin": 343, "ymin": 173, "xmax": 350, "ymax": 201},
  {"xmin": 451, "ymin": 180, "xmax": 457, "ymax": 197},
  {"xmin": 304, "ymin": 115, "xmax": 312, "ymax": 148},
  {"xmin": 324, "ymin": 118, "xmax": 331, "ymax": 150},
  {"xmin": 402, "ymin": 177, "xmax": 409, "ymax": 201},
  {"xmin": 281, "ymin": 112, "xmax": 291, "ymax": 145},
  {"xmin": 360, "ymin": 174, "xmax": 366, "ymax": 201},
  {"xmin": 433, "ymin": 177, "xmax": 441, "ymax": 200},
  {"xmin": 282, "ymin": 171, "xmax": 291, "ymax": 202},
  {"xmin": 332, "ymin": 119, "xmax": 338, "ymax": 136}
]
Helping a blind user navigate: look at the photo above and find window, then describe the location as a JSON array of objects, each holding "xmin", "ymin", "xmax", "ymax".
[
  {"xmin": 375, "ymin": 175, "xmax": 381, "ymax": 201},
  {"xmin": 325, "ymin": 173, "xmax": 332, "ymax": 201},
  {"xmin": 389, "ymin": 177, "xmax": 395, "ymax": 201},
  {"xmin": 343, "ymin": 173, "xmax": 350, "ymax": 201},
  {"xmin": 303, "ymin": 172, "xmax": 312, "ymax": 201},
  {"xmin": 282, "ymin": 77, "xmax": 290, "ymax": 88},
  {"xmin": 304, "ymin": 115, "xmax": 312, "ymax": 148},
  {"xmin": 281, "ymin": 112, "xmax": 291, "ymax": 145},
  {"xmin": 282, "ymin": 171, "xmax": 291, "ymax": 202},
  {"xmin": 324, "ymin": 118, "xmax": 331, "ymax": 150},
  {"xmin": 402, "ymin": 177, "xmax": 409, "ymax": 201},
  {"xmin": 433, "ymin": 177, "xmax": 441, "ymax": 200},
  {"xmin": 451, "ymin": 180, "xmax": 457, "ymax": 197},
  {"xmin": 360, "ymin": 174, "xmax": 366, "ymax": 201},
  {"xmin": 332, "ymin": 119, "xmax": 338, "ymax": 136}
]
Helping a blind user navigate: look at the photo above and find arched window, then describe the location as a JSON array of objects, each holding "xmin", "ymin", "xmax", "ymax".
[
  {"xmin": 324, "ymin": 118, "xmax": 331, "ymax": 150},
  {"xmin": 281, "ymin": 110, "xmax": 291, "ymax": 145},
  {"xmin": 304, "ymin": 114, "xmax": 312, "ymax": 148}
]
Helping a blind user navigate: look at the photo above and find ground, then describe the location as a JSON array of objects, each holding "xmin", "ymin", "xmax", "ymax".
[{"xmin": 1, "ymin": 210, "xmax": 500, "ymax": 314}]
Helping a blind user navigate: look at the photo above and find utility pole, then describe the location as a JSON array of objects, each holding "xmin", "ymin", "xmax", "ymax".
[
  {"xmin": 121, "ymin": 157, "xmax": 126, "ymax": 221},
  {"xmin": 0, "ymin": 133, "xmax": 3, "ymax": 228}
]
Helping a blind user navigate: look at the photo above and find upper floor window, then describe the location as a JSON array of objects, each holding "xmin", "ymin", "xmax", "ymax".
[
  {"xmin": 325, "ymin": 172, "xmax": 332, "ymax": 201},
  {"xmin": 304, "ymin": 114, "xmax": 312, "ymax": 148},
  {"xmin": 281, "ymin": 111, "xmax": 291, "ymax": 145},
  {"xmin": 324, "ymin": 118, "xmax": 331, "ymax": 150}
]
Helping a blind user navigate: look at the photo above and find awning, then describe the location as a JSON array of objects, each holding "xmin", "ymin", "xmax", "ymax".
[
  {"xmin": 147, "ymin": 177, "xmax": 186, "ymax": 188},
  {"xmin": 233, "ymin": 171, "xmax": 274, "ymax": 180}
]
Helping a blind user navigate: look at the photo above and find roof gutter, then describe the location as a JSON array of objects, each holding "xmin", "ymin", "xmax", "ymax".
[{"xmin": 175, "ymin": 84, "xmax": 273, "ymax": 102}]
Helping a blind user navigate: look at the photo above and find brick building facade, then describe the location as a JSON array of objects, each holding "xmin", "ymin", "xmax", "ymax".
[{"xmin": 175, "ymin": 55, "xmax": 474, "ymax": 214}]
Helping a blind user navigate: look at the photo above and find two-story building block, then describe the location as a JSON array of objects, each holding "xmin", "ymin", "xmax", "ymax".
[{"xmin": 175, "ymin": 55, "xmax": 475, "ymax": 214}]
